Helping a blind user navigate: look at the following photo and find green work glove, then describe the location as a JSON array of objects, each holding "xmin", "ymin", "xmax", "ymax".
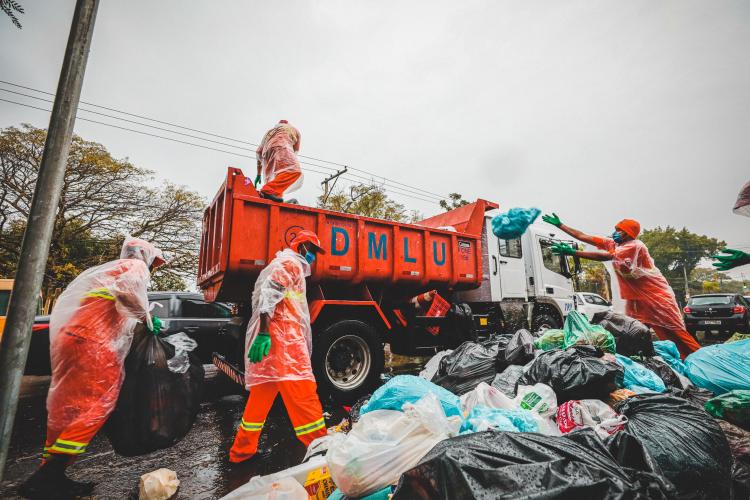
[
  {"xmin": 712, "ymin": 248, "xmax": 750, "ymax": 271},
  {"xmin": 542, "ymin": 213, "xmax": 562, "ymax": 227},
  {"xmin": 147, "ymin": 315, "xmax": 162, "ymax": 335},
  {"xmin": 254, "ymin": 174, "xmax": 262, "ymax": 188},
  {"xmin": 550, "ymin": 242, "xmax": 577, "ymax": 256},
  {"xmin": 248, "ymin": 332, "xmax": 271, "ymax": 363}
]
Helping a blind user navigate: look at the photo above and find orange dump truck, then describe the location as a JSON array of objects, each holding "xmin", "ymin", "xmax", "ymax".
[{"xmin": 199, "ymin": 167, "xmax": 579, "ymax": 400}]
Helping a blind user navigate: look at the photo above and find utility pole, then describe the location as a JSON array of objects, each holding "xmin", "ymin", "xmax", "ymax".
[
  {"xmin": 0, "ymin": 0, "xmax": 99, "ymax": 481},
  {"xmin": 683, "ymin": 265, "xmax": 690, "ymax": 302},
  {"xmin": 321, "ymin": 166, "xmax": 347, "ymax": 204}
]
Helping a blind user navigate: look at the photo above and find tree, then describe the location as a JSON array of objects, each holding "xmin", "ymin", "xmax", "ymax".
[
  {"xmin": 690, "ymin": 267, "xmax": 747, "ymax": 295},
  {"xmin": 640, "ymin": 226, "xmax": 725, "ymax": 302},
  {"xmin": 0, "ymin": 124, "xmax": 205, "ymax": 299},
  {"xmin": 439, "ymin": 193, "xmax": 470, "ymax": 211},
  {"xmin": 1, "ymin": 0, "xmax": 23, "ymax": 29},
  {"xmin": 575, "ymin": 259, "xmax": 612, "ymax": 299},
  {"xmin": 317, "ymin": 183, "xmax": 422, "ymax": 222}
]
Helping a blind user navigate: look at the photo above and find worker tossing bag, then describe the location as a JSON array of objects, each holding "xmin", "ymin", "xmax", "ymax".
[{"xmin": 105, "ymin": 329, "xmax": 204, "ymax": 456}]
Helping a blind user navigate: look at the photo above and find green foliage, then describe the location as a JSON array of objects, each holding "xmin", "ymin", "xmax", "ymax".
[
  {"xmin": 318, "ymin": 183, "xmax": 422, "ymax": 223},
  {"xmin": 1, "ymin": 0, "xmax": 23, "ymax": 29},
  {"xmin": 640, "ymin": 226, "xmax": 725, "ymax": 302},
  {"xmin": 439, "ymin": 193, "xmax": 470, "ymax": 211},
  {"xmin": 0, "ymin": 124, "xmax": 205, "ymax": 299},
  {"xmin": 575, "ymin": 260, "xmax": 611, "ymax": 299},
  {"xmin": 690, "ymin": 267, "xmax": 747, "ymax": 296}
]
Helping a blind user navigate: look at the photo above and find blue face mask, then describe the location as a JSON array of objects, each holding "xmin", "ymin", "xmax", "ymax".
[
  {"xmin": 304, "ymin": 251, "xmax": 316, "ymax": 265},
  {"xmin": 612, "ymin": 231, "xmax": 623, "ymax": 243}
]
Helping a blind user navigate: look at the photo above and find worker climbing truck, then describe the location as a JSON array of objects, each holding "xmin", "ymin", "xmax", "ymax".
[{"xmin": 199, "ymin": 167, "xmax": 581, "ymax": 401}]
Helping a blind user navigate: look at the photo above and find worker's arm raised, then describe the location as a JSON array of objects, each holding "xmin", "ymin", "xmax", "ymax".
[
  {"xmin": 542, "ymin": 213, "xmax": 600, "ymax": 247},
  {"xmin": 550, "ymin": 243, "xmax": 613, "ymax": 262}
]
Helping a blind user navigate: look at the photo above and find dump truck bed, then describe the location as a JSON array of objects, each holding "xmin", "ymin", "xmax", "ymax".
[{"xmin": 198, "ymin": 168, "xmax": 498, "ymax": 302}]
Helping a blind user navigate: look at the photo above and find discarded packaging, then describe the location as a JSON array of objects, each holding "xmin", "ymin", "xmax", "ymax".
[
  {"xmin": 418, "ymin": 349, "xmax": 451, "ymax": 380},
  {"xmin": 562, "ymin": 310, "xmax": 617, "ymax": 354},
  {"xmin": 360, "ymin": 375, "xmax": 461, "ymax": 417},
  {"xmin": 684, "ymin": 339, "xmax": 750, "ymax": 395},
  {"xmin": 221, "ymin": 456, "xmax": 328, "ymax": 500},
  {"xmin": 496, "ymin": 329, "xmax": 535, "ymax": 371},
  {"xmin": 705, "ymin": 389, "xmax": 750, "ymax": 427},
  {"xmin": 491, "ymin": 207, "xmax": 540, "ymax": 239},
  {"xmin": 303, "ymin": 464, "xmax": 337, "ymax": 500},
  {"xmin": 556, "ymin": 399, "xmax": 626, "ymax": 439},
  {"xmin": 615, "ymin": 354, "xmax": 666, "ymax": 394},
  {"xmin": 490, "ymin": 364, "xmax": 525, "ymax": 397},
  {"xmin": 608, "ymin": 388, "xmax": 637, "ymax": 406},
  {"xmin": 138, "ymin": 468, "xmax": 179, "ymax": 500},
  {"xmin": 593, "ymin": 311, "xmax": 655, "ymax": 356},
  {"xmin": 533, "ymin": 328, "xmax": 564, "ymax": 351},
  {"xmin": 431, "ymin": 337, "xmax": 506, "ymax": 395}
]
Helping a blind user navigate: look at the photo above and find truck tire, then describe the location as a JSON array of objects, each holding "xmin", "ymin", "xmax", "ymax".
[
  {"xmin": 312, "ymin": 320, "xmax": 384, "ymax": 403},
  {"xmin": 531, "ymin": 312, "xmax": 561, "ymax": 332}
]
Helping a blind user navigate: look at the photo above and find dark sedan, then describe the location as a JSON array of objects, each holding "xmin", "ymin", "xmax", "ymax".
[{"xmin": 684, "ymin": 293, "xmax": 750, "ymax": 339}]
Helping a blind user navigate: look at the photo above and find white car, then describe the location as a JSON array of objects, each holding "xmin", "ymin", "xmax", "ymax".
[{"xmin": 576, "ymin": 292, "xmax": 613, "ymax": 319}]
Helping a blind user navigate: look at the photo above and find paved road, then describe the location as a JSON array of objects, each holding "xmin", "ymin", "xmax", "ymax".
[{"xmin": 0, "ymin": 352, "xmax": 427, "ymax": 499}]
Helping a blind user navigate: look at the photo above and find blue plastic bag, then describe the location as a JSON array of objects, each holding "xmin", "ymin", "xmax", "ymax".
[
  {"xmin": 684, "ymin": 339, "xmax": 750, "ymax": 395},
  {"xmin": 328, "ymin": 486, "xmax": 393, "ymax": 500},
  {"xmin": 460, "ymin": 405, "xmax": 539, "ymax": 434},
  {"xmin": 653, "ymin": 340, "xmax": 687, "ymax": 375},
  {"xmin": 615, "ymin": 354, "xmax": 666, "ymax": 394},
  {"xmin": 491, "ymin": 207, "xmax": 541, "ymax": 240},
  {"xmin": 360, "ymin": 375, "xmax": 462, "ymax": 417}
]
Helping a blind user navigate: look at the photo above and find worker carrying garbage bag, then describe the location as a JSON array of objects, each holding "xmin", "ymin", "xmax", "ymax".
[
  {"xmin": 254, "ymin": 119, "xmax": 303, "ymax": 203},
  {"xmin": 712, "ymin": 179, "xmax": 750, "ymax": 271},
  {"xmin": 542, "ymin": 213, "xmax": 700, "ymax": 359},
  {"xmin": 229, "ymin": 230, "xmax": 327, "ymax": 463},
  {"xmin": 19, "ymin": 237, "xmax": 165, "ymax": 499}
]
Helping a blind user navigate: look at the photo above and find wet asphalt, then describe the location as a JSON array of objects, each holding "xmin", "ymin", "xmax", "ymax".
[{"xmin": 0, "ymin": 353, "xmax": 428, "ymax": 500}]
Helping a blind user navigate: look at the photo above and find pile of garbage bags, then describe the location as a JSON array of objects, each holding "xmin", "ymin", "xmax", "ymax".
[{"xmin": 223, "ymin": 314, "xmax": 750, "ymax": 499}]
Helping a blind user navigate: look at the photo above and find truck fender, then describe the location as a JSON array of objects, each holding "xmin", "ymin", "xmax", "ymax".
[{"xmin": 309, "ymin": 300, "xmax": 392, "ymax": 332}]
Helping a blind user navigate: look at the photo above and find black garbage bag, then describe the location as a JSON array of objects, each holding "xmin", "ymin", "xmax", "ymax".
[
  {"xmin": 592, "ymin": 311, "xmax": 655, "ymax": 357},
  {"xmin": 519, "ymin": 345, "xmax": 623, "ymax": 402},
  {"xmin": 669, "ymin": 385, "xmax": 714, "ymax": 410},
  {"xmin": 105, "ymin": 330, "xmax": 204, "ymax": 456},
  {"xmin": 392, "ymin": 428, "xmax": 674, "ymax": 499},
  {"xmin": 717, "ymin": 420, "xmax": 750, "ymax": 500},
  {"xmin": 431, "ymin": 336, "xmax": 508, "ymax": 395},
  {"xmin": 347, "ymin": 393, "xmax": 371, "ymax": 426},
  {"xmin": 491, "ymin": 365, "xmax": 525, "ymax": 398},
  {"xmin": 496, "ymin": 328, "xmax": 535, "ymax": 371},
  {"xmin": 614, "ymin": 394, "xmax": 732, "ymax": 499},
  {"xmin": 638, "ymin": 356, "xmax": 688, "ymax": 389}
]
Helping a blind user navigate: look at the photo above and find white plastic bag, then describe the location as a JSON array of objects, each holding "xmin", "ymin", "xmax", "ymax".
[
  {"xmin": 220, "ymin": 456, "xmax": 326, "ymax": 500},
  {"xmin": 557, "ymin": 399, "xmax": 627, "ymax": 439},
  {"xmin": 139, "ymin": 468, "xmax": 180, "ymax": 500},
  {"xmin": 326, "ymin": 393, "xmax": 460, "ymax": 497},
  {"xmin": 163, "ymin": 332, "xmax": 198, "ymax": 374},
  {"xmin": 419, "ymin": 349, "xmax": 452, "ymax": 380},
  {"xmin": 460, "ymin": 382, "xmax": 515, "ymax": 414},
  {"xmin": 514, "ymin": 383, "xmax": 557, "ymax": 417}
]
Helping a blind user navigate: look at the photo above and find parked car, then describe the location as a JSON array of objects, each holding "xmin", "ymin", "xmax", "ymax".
[
  {"xmin": 24, "ymin": 292, "xmax": 234, "ymax": 375},
  {"xmin": 684, "ymin": 293, "xmax": 750, "ymax": 338},
  {"xmin": 575, "ymin": 292, "xmax": 613, "ymax": 319}
]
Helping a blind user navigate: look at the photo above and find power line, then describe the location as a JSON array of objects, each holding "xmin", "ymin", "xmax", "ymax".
[
  {"xmin": 0, "ymin": 97, "xmax": 442, "ymax": 206},
  {"xmin": 0, "ymin": 79, "xmax": 449, "ymax": 200}
]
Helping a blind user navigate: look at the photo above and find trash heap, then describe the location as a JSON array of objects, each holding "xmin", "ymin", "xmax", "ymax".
[{"xmin": 223, "ymin": 313, "xmax": 750, "ymax": 499}]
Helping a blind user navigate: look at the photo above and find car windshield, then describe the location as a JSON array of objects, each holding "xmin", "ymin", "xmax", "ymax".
[{"xmin": 690, "ymin": 296, "xmax": 732, "ymax": 306}]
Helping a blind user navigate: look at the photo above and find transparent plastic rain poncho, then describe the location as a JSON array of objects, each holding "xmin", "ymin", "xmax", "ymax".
[
  {"xmin": 46, "ymin": 237, "xmax": 160, "ymax": 443},
  {"xmin": 734, "ymin": 179, "xmax": 750, "ymax": 217},
  {"xmin": 593, "ymin": 237, "xmax": 686, "ymax": 331},
  {"xmin": 256, "ymin": 122, "xmax": 303, "ymax": 194},
  {"xmin": 244, "ymin": 249, "xmax": 314, "ymax": 388}
]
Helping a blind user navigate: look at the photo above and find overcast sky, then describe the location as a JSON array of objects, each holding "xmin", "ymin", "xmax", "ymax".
[{"xmin": 2, "ymin": 1, "xmax": 749, "ymax": 274}]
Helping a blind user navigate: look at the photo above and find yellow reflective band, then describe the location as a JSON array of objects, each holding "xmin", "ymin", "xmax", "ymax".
[
  {"xmin": 48, "ymin": 438, "xmax": 87, "ymax": 455},
  {"xmin": 294, "ymin": 418, "xmax": 326, "ymax": 436},
  {"xmin": 240, "ymin": 420, "xmax": 264, "ymax": 432},
  {"xmin": 284, "ymin": 290, "xmax": 304, "ymax": 300},
  {"xmin": 84, "ymin": 288, "xmax": 115, "ymax": 301}
]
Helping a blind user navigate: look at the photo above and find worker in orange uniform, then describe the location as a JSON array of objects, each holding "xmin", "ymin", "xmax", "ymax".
[
  {"xmin": 542, "ymin": 213, "xmax": 701, "ymax": 359},
  {"xmin": 19, "ymin": 237, "xmax": 165, "ymax": 499},
  {"xmin": 254, "ymin": 119, "xmax": 303, "ymax": 203},
  {"xmin": 229, "ymin": 230, "xmax": 327, "ymax": 463}
]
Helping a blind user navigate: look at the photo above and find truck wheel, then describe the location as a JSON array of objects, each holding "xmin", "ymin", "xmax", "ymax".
[
  {"xmin": 531, "ymin": 313, "xmax": 561, "ymax": 332},
  {"xmin": 312, "ymin": 320, "xmax": 384, "ymax": 403}
]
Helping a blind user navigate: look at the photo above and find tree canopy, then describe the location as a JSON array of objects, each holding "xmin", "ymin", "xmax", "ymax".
[
  {"xmin": 0, "ymin": 124, "xmax": 205, "ymax": 301},
  {"xmin": 317, "ymin": 183, "xmax": 422, "ymax": 222}
]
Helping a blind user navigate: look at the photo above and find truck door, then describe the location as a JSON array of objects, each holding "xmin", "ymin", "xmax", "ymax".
[
  {"xmin": 496, "ymin": 236, "xmax": 527, "ymax": 299},
  {"xmin": 534, "ymin": 235, "xmax": 576, "ymax": 314}
]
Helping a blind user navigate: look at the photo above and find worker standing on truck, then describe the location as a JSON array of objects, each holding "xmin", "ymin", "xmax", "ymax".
[
  {"xmin": 712, "ymin": 179, "xmax": 750, "ymax": 271},
  {"xmin": 254, "ymin": 119, "xmax": 303, "ymax": 203},
  {"xmin": 229, "ymin": 229, "xmax": 327, "ymax": 463},
  {"xmin": 542, "ymin": 213, "xmax": 701, "ymax": 359},
  {"xmin": 19, "ymin": 237, "xmax": 165, "ymax": 499}
]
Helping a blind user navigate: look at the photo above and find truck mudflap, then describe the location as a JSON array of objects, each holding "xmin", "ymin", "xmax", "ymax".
[{"xmin": 213, "ymin": 352, "xmax": 245, "ymax": 386}]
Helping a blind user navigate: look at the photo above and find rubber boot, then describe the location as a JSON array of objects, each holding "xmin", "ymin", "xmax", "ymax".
[
  {"xmin": 259, "ymin": 191, "xmax": 284, "ymax": 203},
  {"xmin": 18, "ymin": 455, "xmax": 95, "ymax": 499}
]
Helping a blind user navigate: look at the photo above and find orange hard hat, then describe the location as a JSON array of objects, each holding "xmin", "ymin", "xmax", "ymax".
[
  {"xmin": 615, "ymin": 219, "xmax": 641, "ymax": 240},
  {"xmin": 290, "ymin": 229, "xmax": 326, "ymax": 254}
]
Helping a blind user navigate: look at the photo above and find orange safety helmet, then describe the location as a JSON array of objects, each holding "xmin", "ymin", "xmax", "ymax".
[
  {"xmin": 290, "ymin": 229, "xmax": 326, "ymax": 254},
  {"xmin": 615, "ymin": 219, "xmax": 641, "ymax": 240}
]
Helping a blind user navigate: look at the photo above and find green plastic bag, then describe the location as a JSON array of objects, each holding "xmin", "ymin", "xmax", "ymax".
[
  {"xmin": 533, "ymin": 329, "xmax": 565, "ymax": 351},
  {"xmin": 726, "ymin": 332, "xmax": 750, "ymax": 344},
  {"xmin": 562, "ymin": 310, "xmax": 616, "ymax": 354},
  {"xmin": 705, "ymin": 389, "xmax": 750, "ymax": 426}
]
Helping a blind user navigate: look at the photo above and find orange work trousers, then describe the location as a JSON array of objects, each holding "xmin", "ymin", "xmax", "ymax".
[
  {"xmin": 229, "ymin": 380, "xmax": 326, "ymax": 463},
  {"xmin": 651, "ymin": 325, "xmax": 701, "ymax": 360},
  {"xmin": 260, "ymin": 171, "xmax": 301, "ymax": 198},
  {"xmin": 44, "ymin": 333, "xmax": 123, "ymax": 462}
]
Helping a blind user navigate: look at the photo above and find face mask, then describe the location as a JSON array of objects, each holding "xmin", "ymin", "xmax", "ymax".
[
  {"xmin": 304, "ymin": 251, "xmax": 316, "ymax": 265},
  {"xmin": 612, "ymin": 231, "xmax": 623, "ymax": 243}
]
